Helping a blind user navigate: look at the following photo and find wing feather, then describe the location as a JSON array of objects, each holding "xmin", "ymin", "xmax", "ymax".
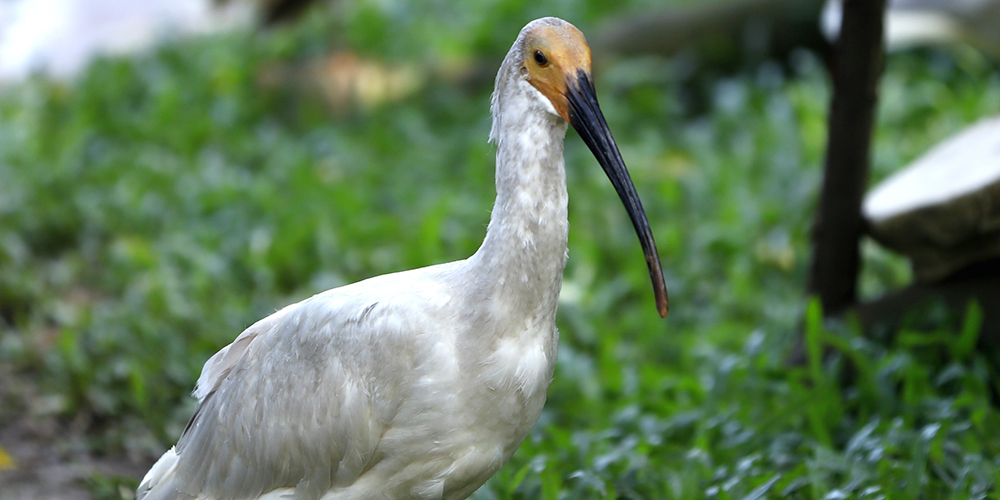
[{"xmin": 138, "ymin": 263, "xmax": 463, "ymax": 500}]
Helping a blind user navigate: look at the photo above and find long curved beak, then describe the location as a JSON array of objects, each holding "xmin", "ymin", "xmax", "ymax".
[{"xmin": 567, "ymin": 70, "xmax": 669, "ymax": 318}]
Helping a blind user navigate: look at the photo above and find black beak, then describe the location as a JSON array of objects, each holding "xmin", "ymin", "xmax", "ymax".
[{"xmin": 567, "ymin": 70, "xmax": 669, "ymax": 318}]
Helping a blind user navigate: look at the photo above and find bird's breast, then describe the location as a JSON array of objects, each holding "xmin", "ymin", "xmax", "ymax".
[
  {"xmin": 481, "ymin": 330, "xmax": 554, "ymax": 401},
  {"xmin": 470, "ymin": 320, "xmax": 558, "ymax": 450}
]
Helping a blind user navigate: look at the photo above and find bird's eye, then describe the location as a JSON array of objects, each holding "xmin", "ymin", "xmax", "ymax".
[{"xmin": 533, "ymin": 50, "xmax": 548, "ymax": 66}]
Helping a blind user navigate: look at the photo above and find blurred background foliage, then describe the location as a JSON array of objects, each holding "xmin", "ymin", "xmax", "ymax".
[{"xmin": 1, "ymin": 0, "xmax": 999, "ymax": 498}]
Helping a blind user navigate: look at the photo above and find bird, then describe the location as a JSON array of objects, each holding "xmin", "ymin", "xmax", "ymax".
[{"xmin": 136, "ymin": 16, "xmax": 669, "ymax": 500}]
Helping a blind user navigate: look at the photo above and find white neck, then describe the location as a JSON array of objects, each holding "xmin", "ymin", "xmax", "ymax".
[{"xmin": 465, "ymin": 73, "xmax": 570, "ymax": 326}]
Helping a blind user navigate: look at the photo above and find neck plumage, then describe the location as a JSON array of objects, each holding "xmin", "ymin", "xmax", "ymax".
[{"xmin": 466, "ymin": 76, "xmax": 570, "ymax": 325}]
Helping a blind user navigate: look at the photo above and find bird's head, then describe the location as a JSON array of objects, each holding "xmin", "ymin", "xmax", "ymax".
[
  {"xmin": 516, "ymin": 19, "xmax": 592, "ymax": 123},
  {"xmin": 501, "ymin": 17, "xmax": 670, "ymax": 318}
]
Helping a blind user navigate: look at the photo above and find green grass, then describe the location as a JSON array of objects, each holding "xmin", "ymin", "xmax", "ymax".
[{"xmin": 1, "ymin": 2, "xmax": 999, "ymax": 498}]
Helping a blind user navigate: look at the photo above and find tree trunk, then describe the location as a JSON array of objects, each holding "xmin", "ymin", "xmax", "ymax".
[{"xmin": 807, "ymin": 0, "xmax": 887, "ymax": 316}]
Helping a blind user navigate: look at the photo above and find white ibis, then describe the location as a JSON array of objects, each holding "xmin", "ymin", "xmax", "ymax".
[{"xmin": 136, "ymin": 16, "xmax": 668, "ymax": 500}]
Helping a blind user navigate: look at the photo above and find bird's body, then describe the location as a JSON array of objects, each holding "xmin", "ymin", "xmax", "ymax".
[
  {"xmin": 138, "ymin": 17, "xmax": 667, "ymax": 500},
  {"xmin": 142, "ymin": 263, "xmax": 560, "ymax": 500}
]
